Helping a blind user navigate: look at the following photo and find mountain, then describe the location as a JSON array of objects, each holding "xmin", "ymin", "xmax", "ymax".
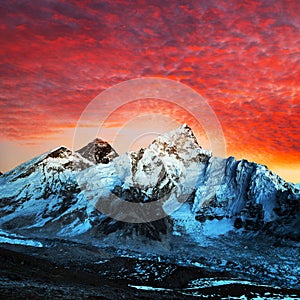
[
  {"xmin": 77, "ymin": 138, "xmax": 118, "ymax": 164},
  {"xmin": 77, "ymin": 124, "xmax": 300, "ymax": 241},
  {"xmin": 193, "ymin": 156, "xmax": 300, "ymax": 239},
  {"xmin": 0, "ymin": 146, "xmax": 95, "ymax": 236},
  {"xmin": 76, "ymin": 124, "xmax": 211, "ymax": 240},
  {"xmin": 0, "ymin": 125, "xmax": 299, "ymax": 298},
  {"xmin": 0, "ymin": 125, "xmax": 299, "ymax": 242}
]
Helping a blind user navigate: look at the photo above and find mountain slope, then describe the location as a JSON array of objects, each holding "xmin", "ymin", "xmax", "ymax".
[
  {"xmin": 0, "ymin": 146, "xmax": 96, "ymax": 236},
  {"xmin": 190, "ymin": 156, "xmax": 300, "ymax": 240}
]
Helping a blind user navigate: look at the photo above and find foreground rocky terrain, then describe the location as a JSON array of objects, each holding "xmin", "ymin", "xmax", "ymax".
[
  {"xmin": 0, "ymin": 124, "xmax": 299, "ymax": 299},
  {"xmin": 0, "ymin": 237, "xmax": 299, "ymax": 300}
]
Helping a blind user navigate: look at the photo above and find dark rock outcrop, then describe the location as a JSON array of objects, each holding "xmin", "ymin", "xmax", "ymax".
[{"xmin": 77, "ymin": 139, "xmax": 118, "ymax": 164}]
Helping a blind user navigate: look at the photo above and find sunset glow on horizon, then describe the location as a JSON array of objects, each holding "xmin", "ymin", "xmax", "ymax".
[{"xmin": 0, "ymin": 0, "xmax": 299, "ymax": 183}]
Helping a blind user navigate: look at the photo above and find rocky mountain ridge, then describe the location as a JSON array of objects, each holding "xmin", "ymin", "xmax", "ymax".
[{"xmin": 0, "ymin": 124, "xmax": 299, "ymax": 242}]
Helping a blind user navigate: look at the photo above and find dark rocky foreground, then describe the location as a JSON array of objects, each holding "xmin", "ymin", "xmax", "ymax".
[{"xmin": 0, "ymin": 240, "xmax": 299, "ymax": 300}]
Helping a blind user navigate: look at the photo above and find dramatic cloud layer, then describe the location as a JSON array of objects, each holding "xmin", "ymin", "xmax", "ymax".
[{"xmin": 0, "ymin": 0, "xmax": 299, "ymax": 181}]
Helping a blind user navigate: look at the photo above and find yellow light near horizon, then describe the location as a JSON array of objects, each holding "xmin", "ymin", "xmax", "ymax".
[{"xmin": 272, "ymin": 167, "xmax": 300, "ymax": 184}]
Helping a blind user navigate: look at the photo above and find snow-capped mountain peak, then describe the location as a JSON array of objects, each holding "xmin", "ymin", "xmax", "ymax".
[
  {"xmin": 149, "ymin": 123, "xmax": 211, "ymax": 162},
  {"xmin": 0, "ymin": 146, "xmax": 95, "ymax": 234},
  {"xmin": 77, "ymin": 138, "xmax": 118, "ymax": 164},
  {"xmin": 111, "ymin": 124, "xmax": 211, "ymax": 197},
  {"xmin": 0, "ymin": 146, "xmax": 91, "ymax": 183}
]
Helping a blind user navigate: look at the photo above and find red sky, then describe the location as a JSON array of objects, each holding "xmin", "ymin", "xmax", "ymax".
[{"xmin": 0, "ymin": 0, "xmax": 300, "ymax": 182}]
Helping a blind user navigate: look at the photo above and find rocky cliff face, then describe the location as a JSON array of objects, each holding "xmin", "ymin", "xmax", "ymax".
[{"xmin": 192, "ymin": 156, "xmax": 300, "ymax": 240}]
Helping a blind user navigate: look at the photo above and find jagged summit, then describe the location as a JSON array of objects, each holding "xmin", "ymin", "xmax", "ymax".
[
  {"xmin": 1, "ymin": 146, "xmax": 92, "ymax": 180},
  {"xmin": 77, "ymin": 138, "xmax": 118, "ymax": 164},
  {"xmin": 152, "ymin": 123, "xmax": 198, "ymax": 146},
  {"xmin": 44, "ymin": 146, "xmax": 72, "ymax": 159},
  {"xmin": 117, "ymin": 124, "xmax": 210, "ymax": 193},
  {"xmin": 149, "ymin": 123, "xmax": 211, "ymax": 163}
]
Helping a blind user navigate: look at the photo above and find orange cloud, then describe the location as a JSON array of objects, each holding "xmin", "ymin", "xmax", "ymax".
[{"xmin": 0, "ymin": 0, "xmax": 299, "ymax": 181}]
